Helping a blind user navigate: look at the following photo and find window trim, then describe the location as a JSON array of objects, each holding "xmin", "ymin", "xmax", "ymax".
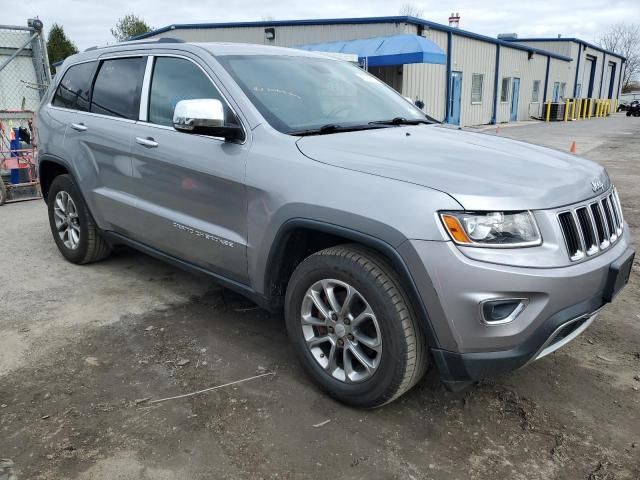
[
  {"xmin": 500, "ymin": 77, "xmax": 511, "ymax": 103},
  {"xmin": 470, "ymin": 73, "xmax": 484, "ymax": 105},
  {"xmin": 139, "ymin": 53, "xmax": 247, "ymax": 144}
]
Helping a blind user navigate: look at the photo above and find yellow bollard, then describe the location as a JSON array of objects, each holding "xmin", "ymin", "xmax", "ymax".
[
  {"xmin": 571, "ymin": 99, "xmax": 577, "ymax": 120},
  {"xmin": 588, "ymin": 98, "xmax": 593, "ymax": 119},
  {"xmin": 596, "ymin": 100, "xmax": 601, "ymax": 118},
  {"xmin": 545, "ymin": 100, "xmax": 551, "ymax": 122},
  {"xmin": 564, "ymin": 99, "xmax": 570, "ymax": 122}
]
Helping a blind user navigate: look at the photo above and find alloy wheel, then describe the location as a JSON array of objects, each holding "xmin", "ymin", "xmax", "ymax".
[{"xmin": 53, "ymin": 191, "xmax": 81, "ymax": 250}]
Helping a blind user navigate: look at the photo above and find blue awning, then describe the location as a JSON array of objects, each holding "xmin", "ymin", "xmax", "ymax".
[{"xmin": 297, "ymin": 34, "xmax": 446, "ymax": 67}]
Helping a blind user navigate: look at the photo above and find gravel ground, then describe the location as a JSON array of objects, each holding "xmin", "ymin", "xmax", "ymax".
[{"xmin": 1, "ymin": 114, "xmax": 639, "ymax": 480}]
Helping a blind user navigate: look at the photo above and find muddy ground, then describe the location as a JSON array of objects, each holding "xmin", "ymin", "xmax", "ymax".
[{"xmin": 1, "ymin": 115, "xmax": 639, "ymax": 479}]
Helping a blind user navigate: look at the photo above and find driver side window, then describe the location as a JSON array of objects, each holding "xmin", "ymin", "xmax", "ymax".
[{"xmin": 148, "ymin": 57, "xmax": 229, "ymax": 127}]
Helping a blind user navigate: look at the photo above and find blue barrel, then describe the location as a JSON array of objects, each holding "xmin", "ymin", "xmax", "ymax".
[{"xmin": 10, "ymin": 128, "xmax": 20, "ymax": 157}]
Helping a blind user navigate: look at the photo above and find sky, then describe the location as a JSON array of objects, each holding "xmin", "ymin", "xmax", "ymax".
[{"xmin": 3, "ymin": 0, "xmax": 639, "ymax": 51}]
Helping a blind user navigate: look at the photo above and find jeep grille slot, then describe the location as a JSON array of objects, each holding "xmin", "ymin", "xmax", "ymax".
[
  {"xmin": 558, "ymin": 188, "xmax": 624, "ymax": 261},
  {"xmin": 558, "ymin": 212, "xmax": 583, "ymax": 261}
]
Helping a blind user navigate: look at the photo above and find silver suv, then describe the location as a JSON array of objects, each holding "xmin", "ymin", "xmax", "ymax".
[{"xmin": 37, "ymin": 39, "xmax": 633, "ymax": 407}]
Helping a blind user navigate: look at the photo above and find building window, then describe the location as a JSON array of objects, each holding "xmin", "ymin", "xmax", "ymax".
[
  {"xmin": 532, "ymin": 80, "xmax": 541, "ymax": 103},
  {"xmin": 559, "ymin": 82, "xmax": 567, "ymax": 100},
  {"xmin": 500, "ymin": 77, "xmax": 510, "ymax": 102},
  {"xmin": 471, "ymin": 74, "xmax": 484, "ymax": 104}
]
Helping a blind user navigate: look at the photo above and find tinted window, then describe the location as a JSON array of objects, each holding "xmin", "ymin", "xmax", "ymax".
[
  {"xmin": 52, "ymin": 62, "xmax": 96, "ymax": 111},
  {"xmin": 90, "ymin": 57, "xmax": 146, "ymax": 120},
  {"xmin": 148, "ymin": 57, "xmax": 226, "ymax": 127}
]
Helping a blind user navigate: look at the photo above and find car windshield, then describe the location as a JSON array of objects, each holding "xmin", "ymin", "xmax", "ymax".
[{"xmin": 216, "ymin": 54, "xmax": 431, "ymax": 135}]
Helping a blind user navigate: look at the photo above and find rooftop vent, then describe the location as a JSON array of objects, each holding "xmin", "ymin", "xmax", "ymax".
[
  {"xmin": 497, "ymin": 33, "xmax": 518, "ymax": 40},
  {"xmin": 448, "ymin": 12, "xmax": 460, "ymax": 28}
]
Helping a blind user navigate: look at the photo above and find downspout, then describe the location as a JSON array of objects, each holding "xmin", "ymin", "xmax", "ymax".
[
  {"xmin": 444, "ymin": 31, "xmax": 452, "ymax": 123},
  {"xmin": 491, "ymin": 44, "xmax": 500, "ymax": 124},
  {"xmin": 543, "ymin": 55, "xmax": 551, "ymax": 102},
  {"xmin": 572, "ymin": 43, "xmax": 582, "ymax": 97}
]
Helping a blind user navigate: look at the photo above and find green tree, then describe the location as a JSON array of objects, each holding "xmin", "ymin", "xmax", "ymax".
[
  {"xmin": 111, "ymin": 14, "xmax": 152, "ymax": 42},
  {"xmin": 46, "ymin": 23, "xmax": 78, "ymax": 70}
]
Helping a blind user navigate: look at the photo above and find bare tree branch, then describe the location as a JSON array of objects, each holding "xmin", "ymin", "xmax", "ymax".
[
  {"xmin": 399, "ymin": 3, "xmax": 424, "ymax": 17},
  {"xmin": 598, "ymin": 23, "xmax": 640, "ymax": 92}
]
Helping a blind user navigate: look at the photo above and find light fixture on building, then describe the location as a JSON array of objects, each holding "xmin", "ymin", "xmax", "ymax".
[{"xmin": 265, "ymin": 27, "xmax": 275, "ymax": 41}]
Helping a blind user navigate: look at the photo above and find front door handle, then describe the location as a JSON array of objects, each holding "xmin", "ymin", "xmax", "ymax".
[
  {"xmin": 70, "ymin": 122, "xmax": 87, "ymax": 132},
  {"xmin": 135, "ymin": 136, "xmax": 158, "ymax": 148}
]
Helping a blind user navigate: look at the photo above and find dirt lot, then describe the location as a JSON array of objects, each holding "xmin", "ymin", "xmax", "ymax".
[{"xmin": 1, "ymin": 115, "xmax": 639, "ymax": 480}]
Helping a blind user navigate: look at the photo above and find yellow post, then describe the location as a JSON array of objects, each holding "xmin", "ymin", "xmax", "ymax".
[
  {"xmin": 588, "ymin": 98, "xmax": 593, "ymax": 119},
  {"xmin": 571, "ymin": 99, "xmax": 576, "ymax": 120},
  {"xmin": 545, "ymin": 100, "xmax": 551, "ymax": 122},
  {"xmin": 576, "ymin": 99, "xmax": 581, "ymax": 120},
  {"xmin": 564, "ymin": 99, "xmax": 570, "ymax": 122},
  {"xmin": 596, "ymin": 100, "xmax": 601, "ymax": 118}
]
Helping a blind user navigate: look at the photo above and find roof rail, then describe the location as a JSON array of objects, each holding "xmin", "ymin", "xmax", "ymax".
[{"xmin": 84, "ymin": 37, "xmax": 184, "ymax": 52}]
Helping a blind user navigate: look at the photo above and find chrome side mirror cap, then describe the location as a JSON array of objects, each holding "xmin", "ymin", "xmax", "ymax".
[{"xmin": 173, "ymin": 98, "xmax": 244, "ymax": 142}]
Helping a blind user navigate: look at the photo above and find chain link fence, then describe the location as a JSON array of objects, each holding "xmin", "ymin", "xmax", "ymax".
[{"xmin": 0, "ymin": 19, "xmax": 51, "ymax": 111}]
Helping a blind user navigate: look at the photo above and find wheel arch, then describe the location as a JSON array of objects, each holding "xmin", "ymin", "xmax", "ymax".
[
  {"xmin": 38, "ymin": 155, "xmax": 75, "ymax": 203},
  {"xmin": 264, "ymin": 218, "xmax": 441, "ymax": 348}
]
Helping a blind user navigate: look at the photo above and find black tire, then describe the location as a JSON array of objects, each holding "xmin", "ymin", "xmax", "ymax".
[
  {"xmin": 285, "ymin": 244, "xmax": 428, "ymax": 408},
  {"xmin": 47, "ymin": 174, "xmax": 111, "ymax": 264},
  {"xmin": 0, "ymin": 180, "xmax": 6, "ymax": 206},
  {"xmin": 626, "ymin": 111, "xmax": 631, "ymax": 116}
]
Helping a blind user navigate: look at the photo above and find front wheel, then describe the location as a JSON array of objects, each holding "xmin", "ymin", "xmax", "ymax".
[
  {"xmin": 47, "ymin": 174, "xmax": 111, "ymax": 264},
  {"xmin": 285, "ymin": 245, "xmax": 428, "ymax": 408}
]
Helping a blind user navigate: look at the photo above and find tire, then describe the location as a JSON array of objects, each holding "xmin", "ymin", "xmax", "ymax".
[
  {"xmin": 284, "ymin": 244, "xmax": 428, "ymax": 408},
  {"xmin": 0, "ymin": 180, "xmax": 6, "ymax": 206},
  {"xmin": 47, "ymin": 174, "xmax": 111, "ymax": 264},
  {"xmin": 626, "ymin": 111, "xmax": 631, "ymax": 116}
]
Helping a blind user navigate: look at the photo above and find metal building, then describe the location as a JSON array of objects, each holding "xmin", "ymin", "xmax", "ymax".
[{"xmin": 136, "ymin": 16, "xmax": 625, "ymax": 127}]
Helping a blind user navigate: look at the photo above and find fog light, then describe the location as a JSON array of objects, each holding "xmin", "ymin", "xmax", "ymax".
[{"xmin": 480, "ymin": 298, "xmax": 527, "ymax": 325}]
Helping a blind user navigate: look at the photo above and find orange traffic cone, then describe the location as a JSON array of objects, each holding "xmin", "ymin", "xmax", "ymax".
[{"xmin": 569, "ymin": 141, "xmax": 577, "ymax": 154}]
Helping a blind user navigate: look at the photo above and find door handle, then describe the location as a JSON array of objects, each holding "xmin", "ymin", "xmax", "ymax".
[
  {"xmin": 70, "ymin": 122, "xmax": 87, "ymax": 132},
  {"xmin": 135, "ymin": 136, "xmax": 158, "ymax": 148}
]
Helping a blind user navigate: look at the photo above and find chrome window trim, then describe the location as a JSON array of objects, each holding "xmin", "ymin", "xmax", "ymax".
[{"xmin": 47, "ymin": 105, "xmax": 138, "ymax": 124}]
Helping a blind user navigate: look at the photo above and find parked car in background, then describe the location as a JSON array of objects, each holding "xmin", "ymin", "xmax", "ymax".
[
  {"xmin": 617, "ymin": 101, "xmax": 629, "ymax": 112},
  {"xmin": 626, "ymin": 100, "xmax": 640, "ymax": 117},
  {"xmin": 36, "ymin": 40, "xmax": 634, "ymax": 407}
]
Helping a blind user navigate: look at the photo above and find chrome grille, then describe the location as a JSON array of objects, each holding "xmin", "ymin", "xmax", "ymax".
[{"xmin": 558, "ymin": 188, "xmax": 624, "ymax": 261}]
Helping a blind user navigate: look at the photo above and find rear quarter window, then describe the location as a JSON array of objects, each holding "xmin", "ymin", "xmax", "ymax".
[
  {"xmin": 90, "ymin": 57, "xmax": 146, "ymax": 120},
  {"xmin": 51, "ymin": 62, "xmax": 96, "ymax": 111}
]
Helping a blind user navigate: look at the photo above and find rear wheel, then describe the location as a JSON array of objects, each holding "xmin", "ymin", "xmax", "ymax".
[
  {"xmin": 47, "ymin": 174, "xmax": 111, "ymax": 264},
  {"xmin": 285, "ymin": 244, "xmax": 428, "ymax": 408}
]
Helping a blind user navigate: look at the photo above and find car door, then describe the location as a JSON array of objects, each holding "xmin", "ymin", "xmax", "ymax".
[
  {"xmin": 129, "ymin": 54, "xmax": 249, "ymax": 283},
  {"xmin": 59, "ymin": 55, "xmax": 146, "ymax": 234}
]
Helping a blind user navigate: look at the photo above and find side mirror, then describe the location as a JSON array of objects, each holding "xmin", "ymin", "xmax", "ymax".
[{"xmin": 173, "ymin": 98, "xmax": 244, "ymax": 142}]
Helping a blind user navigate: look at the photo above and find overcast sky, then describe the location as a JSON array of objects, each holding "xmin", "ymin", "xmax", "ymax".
[{"xmin": 4, "ymin": 0, "xmax": 639, "ymax": 51}]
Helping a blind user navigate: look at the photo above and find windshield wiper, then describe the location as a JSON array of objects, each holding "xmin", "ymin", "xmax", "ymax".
[
  {"xmin": 288, "ymin": 123, "xmax": 387, "ymax": 136},
  {"xmin": 369, "ymin": 116, "xmax": 436, "ymax": 126}
]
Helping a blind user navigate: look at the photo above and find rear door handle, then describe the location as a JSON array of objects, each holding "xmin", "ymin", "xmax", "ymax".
[
  {"xmin": 135, "ymin": 136, "xmax": 158, "ymax": 148},
  {"xmin": 70, "ymin": 122, "xmax": 87, "ymax": 132}
]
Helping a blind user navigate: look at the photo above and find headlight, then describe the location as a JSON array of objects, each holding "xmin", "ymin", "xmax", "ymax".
[{"xmin": 440, "ymin": 211, "xmax": 541, "ymax": 247}]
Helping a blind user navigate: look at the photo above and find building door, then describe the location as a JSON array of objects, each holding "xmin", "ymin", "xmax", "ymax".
[
  {"xmin": 552, "ymin": 82, "xmax": 560, "ymax": 102},
  {"xmin": 510, "ymin": 77, "xmax": 520, "ymax": 121},
  {"xmin": 608, "ymin": 62, "xmax": 616, "ymax": 98},
  {"xmin": 448, "ymin": 71, "xmax": 462, "ymax": 125},
  {"xmin": 584, "ymin": 56, "xmax": 596, "ymax": 98}
]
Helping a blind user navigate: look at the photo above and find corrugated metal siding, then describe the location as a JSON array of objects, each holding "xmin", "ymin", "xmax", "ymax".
[
  {"xmin": 401, "ymin": 29, "xmax": 448, "ymax": 121},
  {"xmin": 511, "ymin": 40, "xmax": 573, "ymax": 58},
  {"xmin": 451, "ymin": 35, "xmax": 496, "ymax": 126},
  {"xmin": 496, "ymin": 48, "xmax": 548, "ymax": 122},
  {"xmin": 148, "ymin": 22, "xmax": 410, "ymax": 47},
  {"xmin": 547, "ymin": 57, "xmax": 572, "ymax": 101}
]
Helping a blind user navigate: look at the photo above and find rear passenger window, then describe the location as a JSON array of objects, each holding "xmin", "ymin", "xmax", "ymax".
[
  {"xmin": 148, "ymin": 57, "xmax": 227, "ymax": 127},
  {"xmin": 90, "ymin": 57, "xmax": 146, "ymax": 120},
  {"xmin": 52, "ymin": 62, "xmax": 95, "ymax": 111}
]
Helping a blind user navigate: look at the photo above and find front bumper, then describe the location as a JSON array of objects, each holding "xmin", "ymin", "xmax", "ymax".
[{"xmin": 398, "ymin": 230, "xmax": 633, "ymax": 389}]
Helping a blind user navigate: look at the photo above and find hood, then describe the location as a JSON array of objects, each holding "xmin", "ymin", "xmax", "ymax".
[{"xmin": 296, "ymin": 125, "xmax": 609, "ymax": 211}]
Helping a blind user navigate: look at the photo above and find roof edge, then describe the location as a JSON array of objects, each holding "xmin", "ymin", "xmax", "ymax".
[
  {"xmin": 504, "ymin": 37, "xmax": 626, "ymax": 61},
  {"xmin": 131, "ymin": 16, "xmax": 572, "ymax": 61}
]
